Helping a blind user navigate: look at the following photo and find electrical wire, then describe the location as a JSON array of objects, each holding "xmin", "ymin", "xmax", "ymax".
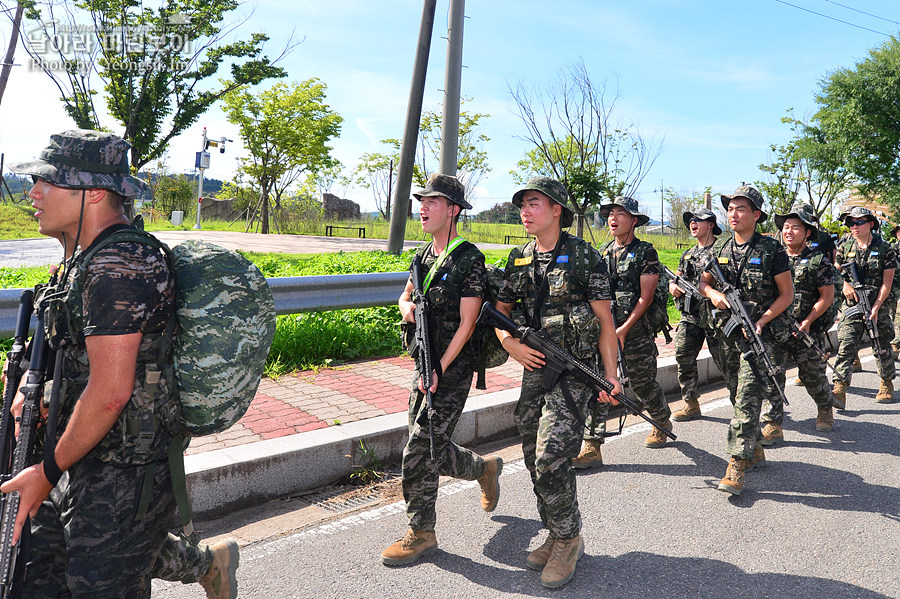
[
  {"xmin": 773, "ymin": 0, "xmax": 892, "ymax": 37},
  {"xmin": 822, "ymin": 0, "xmax": 899, "ymax": 26}
]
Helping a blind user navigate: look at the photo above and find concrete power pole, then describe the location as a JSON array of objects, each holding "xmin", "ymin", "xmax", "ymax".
[
  {"xmin": 386, "ymin": 0, "xmax": 438, "ymax": 254},
  {"xmin": 438, "ymin": 0, "xmax": 465, "ymax": 176}
]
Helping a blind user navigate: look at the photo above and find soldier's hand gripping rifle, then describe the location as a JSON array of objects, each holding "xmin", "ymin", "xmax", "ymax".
[
  {"xmin": 661, "ymin": 264, "xmax": 704, "ymax": 314},
  {"xmin": 705, "ymin": 258, "xmax": 789, "ymax": 406},
  {"xmin": 479, "ymin": 302, "xmax": 676, "ymax": 440},
  {"xmin": 842, "ymin": 261, "xmax": 888, "ymax": 360},
  {"xmin": 790, "ymin": 321, "xmax": 846, "ymax": 384},
  {"xmin": 0, "ymin": 291, "xmax": 47, "ymax": 599},
  {"xmin": 410, "ymin": 255, "xmax": 439, "ymax": 461}
]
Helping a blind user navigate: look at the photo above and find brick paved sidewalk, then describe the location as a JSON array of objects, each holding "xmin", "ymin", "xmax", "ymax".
[{"xmin": 185, "ymin": 336, "xmax": 678, "ymax": 455}]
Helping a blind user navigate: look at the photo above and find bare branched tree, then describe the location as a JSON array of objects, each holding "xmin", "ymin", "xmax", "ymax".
[{"xmin": 510, "ymin": 59, "xmax": 664, "ymax": 237}]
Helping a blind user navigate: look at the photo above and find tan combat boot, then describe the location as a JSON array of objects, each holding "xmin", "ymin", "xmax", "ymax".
[
  {"xmin": 525, "ymin": 533, "xmax": 556, "ymax": 571},
  {"xmin": 748, "ymin": 442, "xmax": 765, "ymax": 470},
  {"xmin": 852, "ymin": 355, "xmax": 862, "ymax": 372},
  {"xmin": 717, "ymin": 456, "xmax": 751, "ymax": 496},
  {"xmin": 816, "ymin": 406, "xmax": 834, "ymax": 431},
  {"xmin": 760, "ymin": 422, "xmax": 784, "ymax": 446},
  {"xmin": 540, "ymin": 535, "xmax": 584, "ymax": 589},
  {"xmin": 875, "ymin": 379, "xmax": 894, "ymax": 403},
  {"xmin": 644, "ymin": 419, "xmax": 672, "ymax": 448},
  {"xmin": 381, "ymin": 529, "xmax": 437, "ymax": 566},
  {"xmin": 832, "ymin": 380, "xmax": 847, "ymax": 410},
  {"xmin": 672, "ymin": 399, "xmax": 701, "ymax": 421},
  {"xmin": 477, "ymin": 456, "xmax": 503, "ymax": 512},
  {"xmin": 572, "ymin": 439, "xmax": 603, "ymax": 469},
  {"xmin": 199, "ymin": 540, "xmax": 240, "ymax": 599}
]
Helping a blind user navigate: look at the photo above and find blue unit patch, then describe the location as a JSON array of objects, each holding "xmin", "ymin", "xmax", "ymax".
[
  {"xmin": 627, "ymin": 253, "xmax": 635, "ymax": 259},
  {"xmin": 749, "ymin": 257, "xmax": 762, "ymax": 265},
  {"xmin": 557, "ymin": 255, "xmax": 569, "ymax": 263}
]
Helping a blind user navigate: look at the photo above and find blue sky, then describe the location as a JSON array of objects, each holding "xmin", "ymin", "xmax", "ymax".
[{"xmin": 2, "ymin": 0, "xmax": 899, "ymax": 223}]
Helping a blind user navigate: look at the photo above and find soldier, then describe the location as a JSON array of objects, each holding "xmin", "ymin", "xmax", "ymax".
[
  {"xmin": 887, "ymin": 223, "xmax": 900, "ymax": 356},
  {"xmin": 493, "ymin": 177, "xmax": 620, "ymax": 589},
  {"xmin": 670, "ymin": 208, "xmax": 729, "ymax": 421},
  {"xmin": 573, "ymin": 196, "xmax": 672, "ymax": 469},
  {"xmin": 761, "ymin": 206, "xmax": 836, "ymax": 440},
  {"xmin": 1, "ymin": 130, "xmax": 237, "ymax": 598},
  {"xmin": 381, "ymin": 174, "xmax": 502, "ymax": 566},
  {"xmin": 832, "ymin": 207, "xmax": 896, "ymax": 406},
  {"xmin": 700, "ymin": 184, "xmax": 794, "ymax": 496}
]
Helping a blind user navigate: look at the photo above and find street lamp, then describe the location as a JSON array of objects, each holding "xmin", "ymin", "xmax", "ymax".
[{"xmin": 193, "ymin": 127, "xmax": 232, "ymax": 230}]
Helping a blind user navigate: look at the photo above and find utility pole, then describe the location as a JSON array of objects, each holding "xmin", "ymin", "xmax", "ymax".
[
  {"xmin": 438, "ymin": 0, "xmax": 465, "ymax": 176},
  {"xmin": 193, "ymin": 127, "xmax": 231, "ymax": 230},
  {"xmin": 386, "ymin": 0, "xmax": 438, "ymax": 254}
]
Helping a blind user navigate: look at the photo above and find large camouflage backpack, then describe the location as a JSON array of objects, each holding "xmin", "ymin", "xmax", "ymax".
[
  {"xmin": 647, "ymin": 271, "xmax": 673, "ymax": 343},
  {"xmin": 472, "ymin": 260, "xmax": 510, "ymax": 389},
  {"xmin": 76, "ymin": 229, "xmax": 276, "ymax": 436}
]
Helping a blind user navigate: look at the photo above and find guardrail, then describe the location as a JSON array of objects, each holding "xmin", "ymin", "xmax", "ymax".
[{"xmin": 0, "ymin": 272, "xmax": 410, "ymax": 337}]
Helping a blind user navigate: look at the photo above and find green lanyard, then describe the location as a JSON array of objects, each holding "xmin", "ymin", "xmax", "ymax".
[{"xmin": 423, "ymin": 236, "xmax": 466, "ymax": 293}]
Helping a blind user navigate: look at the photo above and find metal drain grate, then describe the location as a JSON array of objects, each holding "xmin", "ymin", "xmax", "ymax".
[{"xmin": 306, "ymin": 489, "xmax": 381, "ymax": 514}]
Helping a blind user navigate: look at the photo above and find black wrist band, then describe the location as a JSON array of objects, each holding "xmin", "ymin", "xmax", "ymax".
[{"xmin": 43, "ymin": 455, "xmax": 64, "ymax": 486}]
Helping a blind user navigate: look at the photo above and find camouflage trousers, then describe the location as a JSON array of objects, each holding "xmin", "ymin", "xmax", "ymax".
[
  {"xmin": 403, "ymin": 355, "xmax": 486, "ymax": 532},
  {"xmin": 674, "ymin": 319, "xmax": 728, "ymax": 403},
  {"xmin": 720, "ymin": 330, "xmax": 786, "ymax": 460},
  {"xmin": 762, "ymin": 332, "xmax": 832, "ymax": 425},
  {"xmin": 834, "ymin": 312, "xmax": 896, "ymax": 383},
  {"xmin": 152, "ymin": 533, "xmax": 212, "ymax": 584},
  {"xmin": 583, "ymin": 320, "xmax": 670, "ymax": 441},
  {"xmin": 26, "ymin": 457, "xmax": 178, "ymax": 598},
  {"xmin": 516, "ymin": 367, "xmax": 591, "ymax": 540},
  {"xmin": 893, "ymin": 299, "xmax": 900, "ymax": 347}
]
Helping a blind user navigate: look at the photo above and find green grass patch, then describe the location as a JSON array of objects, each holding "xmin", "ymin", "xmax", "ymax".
[{"xmin": 0, "ymin": 204, "xmax": 40, "ymax": 240}]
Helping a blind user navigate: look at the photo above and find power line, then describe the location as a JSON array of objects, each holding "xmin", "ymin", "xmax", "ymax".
[
  {"xmin": 773, "ymin": 0, "xmax": 892, "ymax": 37},
  {"xmin": 822, "ymin": 0, "xmax": 899, "ymax": 26}
]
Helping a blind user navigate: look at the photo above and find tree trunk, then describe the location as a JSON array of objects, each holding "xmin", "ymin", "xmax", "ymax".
[{"xmin": 0, "ymin": 4, "xmax": 25, "ymax": 108}]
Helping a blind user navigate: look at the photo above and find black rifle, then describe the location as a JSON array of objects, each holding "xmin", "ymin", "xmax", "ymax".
[
  {"xmin": 0, "ymin": 293, "xmax": 47, "ymax": 599},
  {"xmin": 410, "ymin": 255, "xmax": 439, "ymax": 461},
  {"xmin": 842, "ymin": 262, "xmax": 888, "ymax": 360},
  {"xmin": 705, "ymin": 258, "xmax": 789, "ymax": 406},
  {"xmin": 661, "ymin": 264, "xmax": 703, "ymax": 314},
  {"xmin": 479, "ymin": 302, "xmax": 676, "ymax": 441},
  {"xmin": 790, "ymin": 321, "xmax": 846, "ymax": 384}
]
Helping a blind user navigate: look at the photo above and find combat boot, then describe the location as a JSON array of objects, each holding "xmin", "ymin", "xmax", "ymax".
[
  {"xmin": 672, "ymin": 399, "xmax": 701, "ymax": 421},
  {"xmin": 477, "ymin": 456, "xmax": 503, "ymax": 512},
  {"xmin": 852, "ymin": 355, "xmax": 862, "ymax": 372},
  {"xmin": 816, "ymin": 406, "xmax": 834, "ymax": 431},
  {"xmin": 199, "ymin": 540, "xmax": 240, "ymax": 599},
  {"xmin": 760, "ymin": 422, "xmax": 783, "ymax": 446},
  {"xmin": 525, "ymin": 533, "xmax": 556, "ymax": 571},
  {"xmin": 540, "ymin": 535, "xmax": 584, "ymax": 589},
  {"xmin": 875, "ymin": 379, "xmax": 894, "ymax": 403},
  {"xmin": 748, "ymin": 442, "xmax": 765, "ymax": 470},
  {"xmin": 832, "ymin": 380, "xmax": 846, "ymax": 410},
  {"xmin": 717, "ymin": 456, "xmax": 750, "ymax": 496},
  {"xmin": 381, "ymin": 529, "xmax": 437, "ymax": 566},
  {"xmin": 644, "ymin": 419, "xmax": 672, "ymax": 448},
  {"xmin": 572, "ymin": 439, "xmax": 603, "ymax": 469}
]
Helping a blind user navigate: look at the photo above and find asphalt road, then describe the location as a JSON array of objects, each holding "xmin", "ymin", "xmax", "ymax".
[{"xmin": 153, "ymin": 359, "xmax": 899, "ymax": 599}]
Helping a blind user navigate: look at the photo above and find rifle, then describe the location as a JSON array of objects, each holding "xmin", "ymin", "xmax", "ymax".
[
  {"xmin": 842, "ymin": 262, "xmax": 889, "ymax": 360},
  {"xmin": 410, "ymin": 255, "xmax": 439, "ymax": 461},
  {"xmin": 661, "ymin": 264, "xmax": 703, "ymax": 314},
  {"xmin": 705, "ymin": 258, "xmax": 789, "ymax": 406},
  {"xmin": 0, "ymin": 293, "xmax": 47, "ymax": 598},
  {"xmin": 790, "ymin": 321, "xmax": 846, "ymax": 384},
  {"xmin": 479, "ymin": 302, "xmax": 676, "ymax": 441}
]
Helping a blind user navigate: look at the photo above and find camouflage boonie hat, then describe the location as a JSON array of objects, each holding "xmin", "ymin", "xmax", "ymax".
[
  {"xmin": 413, "ymin": 173, "xmax": 471, "ymax": 210},
  {"xmin": 10, "ymin": 129, "xmax": 148, "ymax": 198},
  {"xmin": 511, "ymin": 176, "xmax": 574, "ymax": 228},
  {"xmin": 599, "ymin": 196, "xmax": 650, "ymax": 227},
  {"xmin": 840, "ymin": 206, "xmax": 879, "ymax": 227},
  {"xmin": 683, "ymin": 208, "xmax": 722, "ymax": 235},
  {"xmin": 721, "ymin": 184, "xmax": 767, "ymax": 223},
  {"xmin": 775, "ymin": 204, "xmax": 819, "ymax": 238}
]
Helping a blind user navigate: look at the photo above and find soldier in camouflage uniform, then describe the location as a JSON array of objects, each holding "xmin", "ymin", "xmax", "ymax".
[
  {"xmin": 670, "ymin": 208, "xmax": 730, "ymax": 421},
  {"xmin": 573, "ymin": 196, "xmax": 672, "ymax": 467},
  {"xmin": 494, "ymin": 177, "xmax": 620, "ymax": 589},
  {"xmin": 888, "ymin": 224, "xmax": 900, "ymax": 356},
  {"xmin": 3, "ymin": 130, "xmax": 237, "ymax": 599},
  {"xmin": 832, "ymin": 207, "xmax": 896, "ymax": 405},
  {"xmin": 761, "ymin": 206, "xmax": 836, "ymax": 440},
  {"xmin": 381, "ymin": 174, "xmax": 502, "ymax": 567},
  {"xmin": 700, "ymin": 185, "xmax": 794, "ymax": 496}
]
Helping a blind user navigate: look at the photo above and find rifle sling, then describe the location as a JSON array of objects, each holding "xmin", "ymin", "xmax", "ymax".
[{"xmin": 530, "ymin": 232, "xmax": 568, "ymax": 330}]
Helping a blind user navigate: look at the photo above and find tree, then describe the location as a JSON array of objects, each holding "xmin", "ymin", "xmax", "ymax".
[
  {"xmin": 354, "ymin": 152, "xmax": 395, "ymax": 219},
  {"xmin": 663, "ymin": 187, "xmax": 708, "ymax": 236},
  {"xmin": 474, "ymin": 202, "xmax": 520, "ymax": 224},
  {"xmin": 16, "ymin": 0, "xmax": 291, "ymax": 170},
  {"xmin": 510, "ymin": 59, "xmax": 663, "ymax": 237},
  {"xmin": 222, "ymin": 79, "xmax": 342, "ymax": 234},
  {"xmin": 815, "ymin": 37, "xmax": 900, "ymax": 207}
]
